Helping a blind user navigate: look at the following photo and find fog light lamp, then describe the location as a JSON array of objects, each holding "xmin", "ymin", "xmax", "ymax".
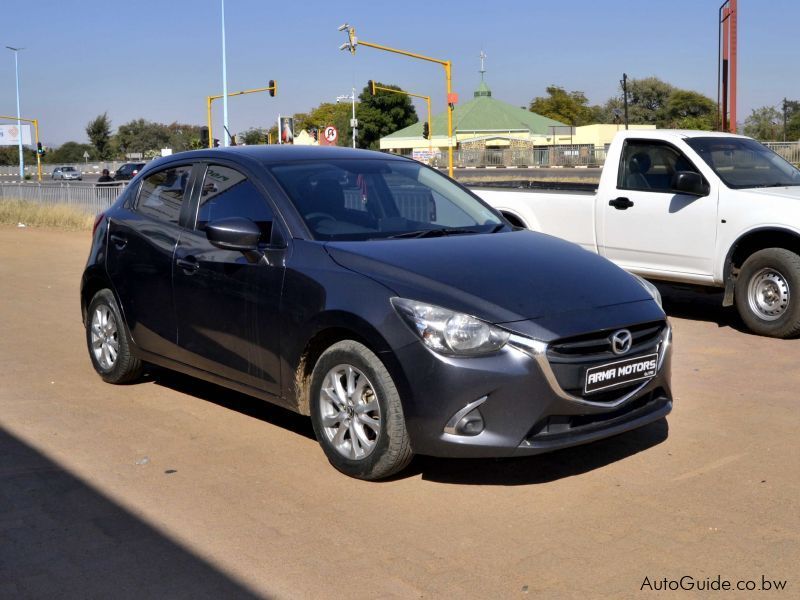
[{"xmin": 444, "ymin": 397, "xmax": 487, "ymax": 436}]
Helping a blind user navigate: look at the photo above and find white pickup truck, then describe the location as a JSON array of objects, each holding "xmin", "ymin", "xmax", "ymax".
[{"xmin": 476, "ymin": 130, "xmax": 800, "ymax": 338}]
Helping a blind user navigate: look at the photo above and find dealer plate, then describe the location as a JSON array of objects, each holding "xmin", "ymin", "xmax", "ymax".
[{"xmin": 584, "ymin": 353, "xmax": 658, "ymax": 395}]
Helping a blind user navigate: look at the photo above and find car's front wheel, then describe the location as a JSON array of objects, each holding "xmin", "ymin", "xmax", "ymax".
[
  {"xmin": 310, "ymin": 340, "xmax": 413, "ymax": 480},
  {"xmin": 86, "ymin": 289, "xmax": 142, "ymax": 383},
  {"xmin": 735, "ymin": 248, "xmax": 800, "ymax": 338}
]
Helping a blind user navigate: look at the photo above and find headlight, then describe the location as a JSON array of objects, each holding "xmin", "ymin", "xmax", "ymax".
[
  {"xmin": 391, "ymin": 298, "xmax": 510, "ymax": 356},
  {"xmin": 632, "ymin": 274, "xmax": 663, "ymax": 309}
]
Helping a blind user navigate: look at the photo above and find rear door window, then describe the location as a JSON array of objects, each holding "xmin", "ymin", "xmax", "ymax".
[{"xmin": 135, "ymin": 165, "xmax": 192, "ymax": 224}]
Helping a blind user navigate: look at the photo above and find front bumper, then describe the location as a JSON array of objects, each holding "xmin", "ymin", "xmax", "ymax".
[{"xmin": 393, "ymin": 322, "xmax": 672, "ymax": 458}]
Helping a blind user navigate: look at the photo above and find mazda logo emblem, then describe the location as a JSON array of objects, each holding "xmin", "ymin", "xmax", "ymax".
[{"xmin": 610, "ymin": 329, "xmax": 633, "ymax": 355}]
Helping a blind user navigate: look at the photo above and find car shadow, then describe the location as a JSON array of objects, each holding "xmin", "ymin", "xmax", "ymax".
[
  {"xmin": 0, "ymin": 425, "xmax": 260, "ymax": 598},
  {"xmin": 395, "ymin": 418, "xmax": 669, "ymax": 486},
  {"xmin": 653, "ymin": 281, "xmax": 748, "ymax": 333},
  {"xmin": 146, "ymin": 366, "xmax": 316, "ymax": 442},
  {"xmin": 144, "ymin": 369, "xmax": 668, "ymax": 486}
]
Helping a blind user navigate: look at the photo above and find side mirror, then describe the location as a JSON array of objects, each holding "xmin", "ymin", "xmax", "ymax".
[
  {"xmin": 205, "ymin": 217, "xmax": 262, "ymax": 251},
  {"xmin": 672, "ymin": 171, "xmax": 709, "ymax": 196}
]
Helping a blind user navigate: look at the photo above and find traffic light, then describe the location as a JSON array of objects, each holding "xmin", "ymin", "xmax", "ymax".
[
  {"xmin": 213, "ymin": 138, "xmax": 220, "ymax": 148},
  {"xmin": 200, "ymin": 126, "xmax": 209, "ymax": 147},
  {"xmin": 229, "ymin": 135, "xmax": 237, "ymax": 146},
  {"xmin": 368, "ymin": 80, "xmax": 375, "ymax": 95},
  {"xmin": 310, "ymin": 128, "xmax": 318, "ymax": 142},
  {"xmin": 36, "ymin": 142, "xmax": 45, "ymax": 157},
  {"xmin": 268, "ymin": 80, "xmax": 276, "ymax": 97},
  {"xmin": 422, "ymin": 122, "xmax": 430, "ymax": 140}
]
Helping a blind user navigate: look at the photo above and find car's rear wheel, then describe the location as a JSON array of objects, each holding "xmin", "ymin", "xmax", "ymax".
[
  {"xmin": 309, "ymin": 340, "xmax": 413, "ymax": 480},
  {"xmin": 86, "ymin": 289, "xmax": 142, "ymax": 383},
  {"xmin": 735, "ymin": 248, "xmax": 800, "ymax": 338}
]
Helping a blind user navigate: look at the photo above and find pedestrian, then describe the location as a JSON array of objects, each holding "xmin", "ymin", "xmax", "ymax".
[{"xmin": 98, "ymin": 168, "xmax": 114, "ymax": 184}]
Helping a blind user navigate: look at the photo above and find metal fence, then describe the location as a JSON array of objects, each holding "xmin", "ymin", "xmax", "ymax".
[
  {"xmin": 0, "ymin": 160, "xmax": 138, "ymax": 178},
  {"xmin": 763, "ymin": 142, "xmax": 800, "ymax": 165},
  {"xmin": 0, "ymin": 183, "xmax": 125, "ymax": 215},
  {"xmin": 453, "ymin": 145, "xmax": 608, "ymax": 168}
]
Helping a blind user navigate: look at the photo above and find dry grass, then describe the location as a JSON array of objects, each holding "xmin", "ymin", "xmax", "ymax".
[{"xmin": 0, "ymin": 199, "xmax": 94, "ymax": 231}]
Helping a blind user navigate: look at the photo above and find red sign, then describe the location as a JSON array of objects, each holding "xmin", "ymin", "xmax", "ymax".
[
  {"xmin": 319, "ymin": 125, "xmax": 338, "ymax": 146},
  {"xmin": 447, "ymin": 92, "xmax": 459, "ymax": 104}
]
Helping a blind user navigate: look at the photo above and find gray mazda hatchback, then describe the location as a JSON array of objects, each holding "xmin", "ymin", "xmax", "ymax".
[{"xmin": 81, "ymin": 146, "xmax": 672, "ymax": 479}]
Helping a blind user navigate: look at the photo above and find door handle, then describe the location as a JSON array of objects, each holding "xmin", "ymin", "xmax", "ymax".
[
  {"xmin": 176, "ymin": 257, "xmax": 200, "ymax": 273},
  {"xmin": 109, "ymin": 233, "xmax": 127, "ymax": 249},
  {"xmin": 609, "ymin": 197, "xmax": 634, "ymax": 210}
]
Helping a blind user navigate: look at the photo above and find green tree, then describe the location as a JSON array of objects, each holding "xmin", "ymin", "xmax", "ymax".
[
  {"xmin": 239, "ymin": 127, "xmax": 269, "ymax": 145},
  {"xmin": 86, "ymin": 112, "xmax": 113, "ymax": 159},
  {"xmin": 743, "ymin": 106, "xmax": 783, "ymax": 140},
  {"xmin": 528, "ymin": 86, "xmax": 597, "ymax": 126},
  {"xmin": 45, "ymin": 141, "xmax": 96, "ymax": 164},
  {"xmin": 298, "ymin": 102, "xmax": 353, "ymax": 146},
  {"xmin": 355, "ymin": 82, "xmax": 418, "ymax": 150},
  {"xmin": 625, "ymin": 77, "xmax": 675, "ymax": 125},
  {"xmin": 115, "ymin": 119, "xmax": 172, "ymax": 155},
  {"xmin": 662, "ymin": 90, "xmax": 716, "ymax": 130}
]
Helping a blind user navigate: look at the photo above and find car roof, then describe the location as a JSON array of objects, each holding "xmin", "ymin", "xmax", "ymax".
[{"xmin": 154, "ymin": 145, "xmax": 408, "ymax": 166}]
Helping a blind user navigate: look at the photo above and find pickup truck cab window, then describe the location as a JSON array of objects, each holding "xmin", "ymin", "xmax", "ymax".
[
  {"xmin": 618, "ymin": 140, "xmax": 701, "ymax": 193},
  {"xmin": 685, "ymin": 137, "xmax": 800, "ymax": 189}
]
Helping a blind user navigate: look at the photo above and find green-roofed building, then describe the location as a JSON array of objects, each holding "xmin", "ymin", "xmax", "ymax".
[{"xmin": 380, "ymin": 76, "xmax": 569, "ymax": 159}]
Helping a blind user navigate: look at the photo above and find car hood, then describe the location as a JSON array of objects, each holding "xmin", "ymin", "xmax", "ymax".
[{"xmin": 325, "ymin": 230, "xmax": 657, "ymax": 336}]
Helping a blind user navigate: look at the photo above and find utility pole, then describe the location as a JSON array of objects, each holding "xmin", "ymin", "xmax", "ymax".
[
  {"xmin": 620, "ymin": 73, "xmax": 629, "ymax": 130},
  {"xmin": 6, "ymin": 47, "xmax": 25, "ymax": 179},
  {"xmin": 783, "ymin": 98, "xmax": 788, "ymax": 142},
  {"xmin": 221, "ymin": 0, "xmax": 230, "ymax": 146}
]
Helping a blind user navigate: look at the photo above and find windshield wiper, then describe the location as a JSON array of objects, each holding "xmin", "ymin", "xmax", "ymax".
[{"xmin": 386, "ymin": 227, "xmax": 484, "ymax": 239}]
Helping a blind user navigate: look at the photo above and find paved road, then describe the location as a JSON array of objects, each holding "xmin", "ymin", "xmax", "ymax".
[{"xmin": 1, "ymin": 226, "xmax": 797, "ymax": 598}]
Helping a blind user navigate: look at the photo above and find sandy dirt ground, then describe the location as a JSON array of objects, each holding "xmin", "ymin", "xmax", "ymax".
[{"xmin": 1, "ymin": 225, "xmax": 798, "ymax": 599}]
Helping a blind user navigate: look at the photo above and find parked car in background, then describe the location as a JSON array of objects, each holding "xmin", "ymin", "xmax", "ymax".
[
  {"xmin": 81, "ymin": 146, "xmax": 672, "ymax": 480},
  {"xmin": 113, "ymin": 162, "xmax": 146, "ymax": 181},
  {"xmin": 478, "ymin": 130, "xmax": 800, "ymax": 338},
  {"xmin": 51, "ymin": 166, "xmax": 82, "ymax": 181}
]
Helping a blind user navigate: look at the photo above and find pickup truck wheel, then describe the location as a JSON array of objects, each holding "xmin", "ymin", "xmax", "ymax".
[
  {"xmin": 310, "ymin": 340, "xmax": 413, "ymax": 480},
  {"xmin": 735, "ymin": 248, "xmax": 800, "ymax": 338}
]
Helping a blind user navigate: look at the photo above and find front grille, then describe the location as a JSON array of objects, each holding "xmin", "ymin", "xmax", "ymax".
[
  {"xmin": 525, "ymin": 388, "xmax": 669, "ymax": 443},
  {"xmin": 546, "ymin": 321, "xmax": 666, "ymax": 402}
]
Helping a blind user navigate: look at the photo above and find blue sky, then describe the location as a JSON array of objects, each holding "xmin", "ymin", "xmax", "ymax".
[{"xmin": 2, "ymin": 0, "xmax": 798, "ymax": 146}]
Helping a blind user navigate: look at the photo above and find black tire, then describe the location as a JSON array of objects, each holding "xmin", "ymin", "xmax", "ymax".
[
  {"xmin": 734, "ymin": 248, "xmax": 800, "ymax": 338},
  {"xmin": 309, "ymin": 340, "xmax": 413, "ymax": 480},
  {"xmin": 85, "ymin": 289, "xmax": 142, "ymax": 383}
]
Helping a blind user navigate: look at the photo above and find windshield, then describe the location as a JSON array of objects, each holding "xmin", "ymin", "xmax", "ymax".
[
  {"xmin": 268, "ymin": 158, "xmax": 504, "ymax": 241},
  {"xmin": 686, "ymin": 137, "xmax": 800, "ymax": 189},
  {"xmin": 63, "ymin": 167, "xmax": 76, "ymax": 172}
]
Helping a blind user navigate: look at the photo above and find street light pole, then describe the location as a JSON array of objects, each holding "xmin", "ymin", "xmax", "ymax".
[
  {"xmin": 6, "ymin": 46, "xmax": 25, "ymax": 179},
  {"xmin": 220, "ymin": 0, "xmax": 230, "ymax": 147},
  {"xmin": 337, "ymin": 90, "xmax": 357, "ymax": 148},
  {"xmin": 350, "ymin": 88, "xmax": 356, "ymax": 148}
]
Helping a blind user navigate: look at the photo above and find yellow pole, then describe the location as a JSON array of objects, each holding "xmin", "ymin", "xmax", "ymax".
[
  {"xmin": 0, "ymin": 114, "xmax": 42, "ymax": 180},
  {"xmin": 206, "ymin": 82, "xmax": 277, "ymax": 149},
  {"xmin": 345, "ymin": 29, "xmax": 455, "ymax": 178},
  {"xmin": 426, "ymin": 96, "xmax": 432, "ymax": 153},
  {"xmin": 33, "ymin": 119, "xmax": 41, "ymax": 181},
  {"xmin": 445, "ymin": 61, "xmax": 453, "ymax": 177},
  {"xmin": 207, "ymin": 96, "xmax": 214, "ymax": 148}
]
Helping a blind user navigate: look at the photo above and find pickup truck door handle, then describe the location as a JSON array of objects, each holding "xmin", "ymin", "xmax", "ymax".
[
  {"xmin": 175, "ymin": 256, "xmax": 200, "ymax": 274},
  {"xmin": 109, "ymin": 233, "xmax": 127, "ymax": 249},
  {"xmin": 609, "ymin": 197, "xmax": 634, "ymax": 210}
]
